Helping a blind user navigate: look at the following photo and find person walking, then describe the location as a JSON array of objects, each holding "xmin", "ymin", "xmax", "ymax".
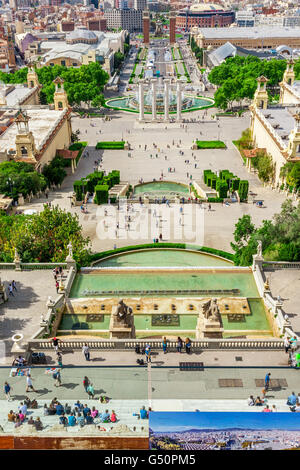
[
  {"xmin": 177, "ymin": 337, "xmax": 183, "ymax": 353},
  {"xmin": 83, "ymin": 376, "xmax": 90, "ymax": 392},
  {"xmin": 53, "ymin": 369, "xmax": 62, "ymax": 387},
  {"xmin": 265, "ymin": 373, "xmax": 271, "ymax": 391},
  {"xmin": 57, "ymin": 352, "xmax": 63, "ymax": 368},
  {"xmin": 4, "ymin": 381, "xmax": 12, "ymax": 401},
  {"xmin": 8, "ymin": 284, "xmax": 14, "ymax": 296},
  {"xmin": 87, "ymin": 383, "xmax": 95, "ymax": 399},
  {"xmin": 12, "ymin": 280, "xmax": 17, "ymax": 292},
  {"xmin": 82, "ymin": 343, "xmax": 90, "ymax": 361},
  {"xmin": 145, "ymin": 345, "xmax": 151, "ymax": 364},
  {"xmin": 26, "ymin": 374, "xmax": 36, "ymax": 393},
  {"xmin": 185, "ymin": 337, "xmax": 191, "ymax": 355},
  {"xmin": 52, "ymin": 337, "xmax": 61, "ymax": 352},
  {"xmin": 162, "ymin": 337, "xmax": 168, "ymax": 354}
]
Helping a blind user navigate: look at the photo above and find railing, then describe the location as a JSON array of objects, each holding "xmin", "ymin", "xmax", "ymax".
[
  {"xmin": 64, "ymin": 266, "xmax": 76, "ymax": 297},
  {"xmin": 28, "ymin": 338, "xmax": 285, "ymax": 351},
  {"xmin": 0, "ymin": 263, "xmax": 15, "ymax": 270},
  {"xmin": 263, "ymin": 261, "xmax": 300, "ymax": 270},
  {"xmin": 20, "ymin": 262, "xmax": 68, "ymax": 271}
]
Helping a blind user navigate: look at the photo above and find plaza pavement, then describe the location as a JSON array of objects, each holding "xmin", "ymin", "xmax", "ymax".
[
  {"xmin": 0, "ymin": 363, "xmax": 298, "ymax": 401},
  {"xmin": 17, "ymin": 109, "xmax": 287, "ymax": 254},
  {"xmin": 0, "ymin": 270, "xmax": 57, "ymax": 355}
]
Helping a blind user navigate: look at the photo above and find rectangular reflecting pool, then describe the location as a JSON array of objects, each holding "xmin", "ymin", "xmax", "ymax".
[{"xmin": 70, "ymin": 270, "xmax": 259, "ymax": 299}]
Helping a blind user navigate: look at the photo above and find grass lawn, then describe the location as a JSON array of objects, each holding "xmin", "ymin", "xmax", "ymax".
[
  {"xmin": 196, "ymin": 140, "xmax": 226, "ymax": 149},
  {"xmin": 95, "ymin": 141, "xmax": 125, "ymax": 150}
]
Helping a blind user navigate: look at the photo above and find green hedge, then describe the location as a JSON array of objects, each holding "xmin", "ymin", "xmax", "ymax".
[
  {"xmin": 88, "ymin": 243, "xmax": 234, "ymax": 264},
  {"xmin": 238, "ymin": 180, "xmax": 249, "ymax": 201},
  {"xmin": 197, "ymin": 141, "xmax": 226, "ymax": 149},
  {"xmin": 207, "ymin": 197, "xmax": 224, "ymax": 203},
  {"xmin": 95, "ymin": 184, "xmax": 109, "ymax": 205},
  {"xmin": 95, "ymin": 142, "xmax": 125, "ymax": 150},
  {"xmin": 73, "ymin": 181, "xmax": 83, "ymax": 201}
]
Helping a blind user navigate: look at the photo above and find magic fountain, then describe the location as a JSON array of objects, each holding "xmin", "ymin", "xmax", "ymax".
[{"xmin": 105, "ymin": 77, "xmax": 214, "ymax": 121}]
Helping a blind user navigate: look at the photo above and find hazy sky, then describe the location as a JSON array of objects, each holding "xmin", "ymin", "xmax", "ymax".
[{"xmin": 150, "ymin": 412, "xmax": 300, "ymax": 432}]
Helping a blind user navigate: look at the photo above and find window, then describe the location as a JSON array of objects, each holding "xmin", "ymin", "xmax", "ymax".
[
  {"xmin": 21, "ymin": 146, "xmax": 28, "ymax": 156},
  {"xmin": 61, "ymin": 60, "xmax": 66, "ymax": 66}
]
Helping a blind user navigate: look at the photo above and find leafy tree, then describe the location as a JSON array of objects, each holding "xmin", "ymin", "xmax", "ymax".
[
  {"xmin": 0, "ymin": 205, "xmax": 91, "ymax": 264},
  {"xmin": 42, "ymin": 156, "xmax": 67, "ymax": 186},
  {"xmin": 0, "ymin": 161, "xmax": 47, "ymax": 199},
  {"xmin": 0, "ymin": 63, "xmax": 109, "ymax": 108}
]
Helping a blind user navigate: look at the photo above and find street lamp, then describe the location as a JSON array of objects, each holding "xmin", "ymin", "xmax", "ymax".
[{"xmin": 6, "ymin": 177, "xmax": 13, "ymax": 197}]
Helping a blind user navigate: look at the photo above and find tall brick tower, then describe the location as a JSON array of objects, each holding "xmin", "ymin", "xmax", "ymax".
[
  {"xmin": 143, "ymin": 10, "xmax": 150, "ymax": 46},
  {"xmin": 169, "ymin": 11, "xmax": 176, "ymax": 46}
]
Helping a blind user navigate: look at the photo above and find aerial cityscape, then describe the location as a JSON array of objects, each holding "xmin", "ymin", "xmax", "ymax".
[
  {"xmin": 0, "ymin": 0, "xmax": 300, "ymax": 453},
  {"xmin": 149, "ymin": 412, "xmax": 300, "ymax": 450}
]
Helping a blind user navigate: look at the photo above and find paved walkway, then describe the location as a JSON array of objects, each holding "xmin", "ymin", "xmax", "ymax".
[
  {"xmin": 0, "ymin": 271, "xmax": 57, "ymax": 355},
  {"xmin": 0, "ymin": 364, "xmax": 298, "ymax": 401}
]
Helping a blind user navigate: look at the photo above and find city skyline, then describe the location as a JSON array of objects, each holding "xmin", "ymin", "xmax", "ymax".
[{"xmin": 150, "ymin": 412, "xmax": 300, "ymax": 432}]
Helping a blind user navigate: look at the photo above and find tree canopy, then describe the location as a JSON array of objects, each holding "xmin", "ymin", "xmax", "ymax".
[
  {"xmin": 231, "ymin": 200, "xmax": 300, "ymax": 265},
  {"xmin": 0, "ymin": 205, "xmax": 91, "ymax": 264},
  {"xmin": 0, "ymin": 161, "xmax": 47, "ymax": 199},
  {"xmin": 208, "ymin": 55, "xmax": 287, "ymax": 110},
  {"xmin": 0, "ymin": 62, "xmax": 109, "ymax": 107}
]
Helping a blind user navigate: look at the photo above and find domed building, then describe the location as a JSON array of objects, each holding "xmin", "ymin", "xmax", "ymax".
[
  {"xmin": 176, "ymin": 2, "xmax": 235, "ymax": 30},
  {"xmin": 66, "ymin": 28, "xmax": 98, "ymax": 45}
]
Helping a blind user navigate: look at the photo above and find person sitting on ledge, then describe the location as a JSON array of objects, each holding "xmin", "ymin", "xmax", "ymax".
[
  {"xmin": 48, "ymin": 403, "xmax": 57, "ymax": 416},
  {"xmin": 110, "ymin": 410, "xmax": 117, "ymax": 423},
  {"xmin": 18, "ymin": 411, "xmax": 25, "ymax": 422},
  {"xmin": 85, "ymin": 412, "xmax": 93, "ymax": 424},
  {"xmin": 255, "ymin": 397, "xmax": 263, "ymax": 406},
  {"xmin": 43, "ymin": 404, "xmax": 50, "ymax": 416},
  {"xmin": 64, "ymin": 403, "xmax": 71, "ymax": 415},
  {"xmin": 247, "ymin": 395, "xmax": 255, "ymax": 406},
  {"xmin": 14, "ymin": 417, "xmax": 22, "ymax": 428},
  {"xmin": 29, "ymin": 398, "xmax": 38, "ymax": 409},
  {"xmin": 59, "ymin": 413, "xmax": 68, "ymax": 427},
  {"xmin": 99, "ymin": 396, "xmax": 109, "ymax": 404},
  {"xmin": 100, "ymin": 410, "xmax": 110, "ymax": 423},
  {"xmin": 68, "ymin": 413, "xmax": 76, "ymax": 427},
  {"xmin": 77, "ymin": 412, "xmax": 85, "ymax": 428},
  {"xmin": 27, "ymin": 416, "xmax": 35, "ymax": 425},
  {"xmin": 8, "ymin": 410, "xmax": 16, "ymax": 422},
  {"xmin": 262, "ymin": 405, "xmax": 272, "ymax": 412},
  {"xmin": 287, "ymin": 392, "xmax": 297, "ymax": 406},
  {"xmin": 91, "ymin": 407, "xmax": 99, "ymax": 419},
  {"xmin": 83, "ymin": 404, "xmax": 91, "ymax": 418},
  {"xmin": 12, "ymin": 356, "xmax": 27, "ymax": 367},
  {"xmin": 55, "ymin": 402, "xmax": 64, "ymax": 416},
  {"xmin": 140, "ymin": 406, "xmax": 147, "ymax": 419},
  {"xmin": 34, "ymin": 417, "xmax": 43, "ymax": 431},
  {"xmin": 74, "ymin": 400, "xmax": 84, "ymax": 411}
]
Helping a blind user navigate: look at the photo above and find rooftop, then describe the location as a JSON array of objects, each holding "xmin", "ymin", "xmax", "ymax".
[
  {"xmin": 198, "ymin": 26, "xmax": 300, "ymax": 39},
  {"xmin": 0, "ymin": 85, "xmax": 37, "ymax": 108},
  {"xmin": 0, "ymin": 108, "xmax": 67, "ymax": 154}
]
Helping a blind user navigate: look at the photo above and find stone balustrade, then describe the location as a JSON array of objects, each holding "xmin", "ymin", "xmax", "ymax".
[{"xmin": 27, "ymin": 338, "xmax": 284, "ymax": 352}]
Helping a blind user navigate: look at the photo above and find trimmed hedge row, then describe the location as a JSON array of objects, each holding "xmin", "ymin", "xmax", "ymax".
[
  {"xmin": 197, "ymin": 140, "xmax": 226, "ymax": 149},
  {"xmin": 88, "ymin": 243, "xmax": 234, "ymax": 264},
  {"xmin": 73, "ymin": 170, "xmax": 120, "ymax": 203},
  {"xmin": 95, "ymin": 141, "xmax": 125, "ymax": 150},
  {"xmin": 204, "ymin": 169, "xmax": 249, "ymax": 201}
]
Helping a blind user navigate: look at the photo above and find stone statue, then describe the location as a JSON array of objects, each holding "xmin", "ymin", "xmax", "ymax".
[
  {"xmin": 67, "ymin": 241, "xmax": 73, "ymax": 259},
  {"xmin": 14, "ymin": 248, "xmax": 20, "ymax": 262},
  {"xmin": 115, "ymin": 299, "xmax": 132, "ymax": 326},
  {"xmin": 257, "ymin": 240, "xmax": 262, "ymax": 257},
  {"xmin": 202, "ymin": 298, "xmax": 221, "ymax": 322}
]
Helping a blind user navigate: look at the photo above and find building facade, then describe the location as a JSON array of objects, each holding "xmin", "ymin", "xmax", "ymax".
[
  {"xmin": 250, "ymin": 63, "xmax": 300, "ymax": 185},
  {"xmin": 176, "ymin": 4, "xmax": 235, "ymax": 30}
]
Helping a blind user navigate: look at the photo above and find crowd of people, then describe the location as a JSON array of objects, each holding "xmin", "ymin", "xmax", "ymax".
[{"xmin": 5, "ymin": 395, "xmax": 150, "ymax": 431}]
